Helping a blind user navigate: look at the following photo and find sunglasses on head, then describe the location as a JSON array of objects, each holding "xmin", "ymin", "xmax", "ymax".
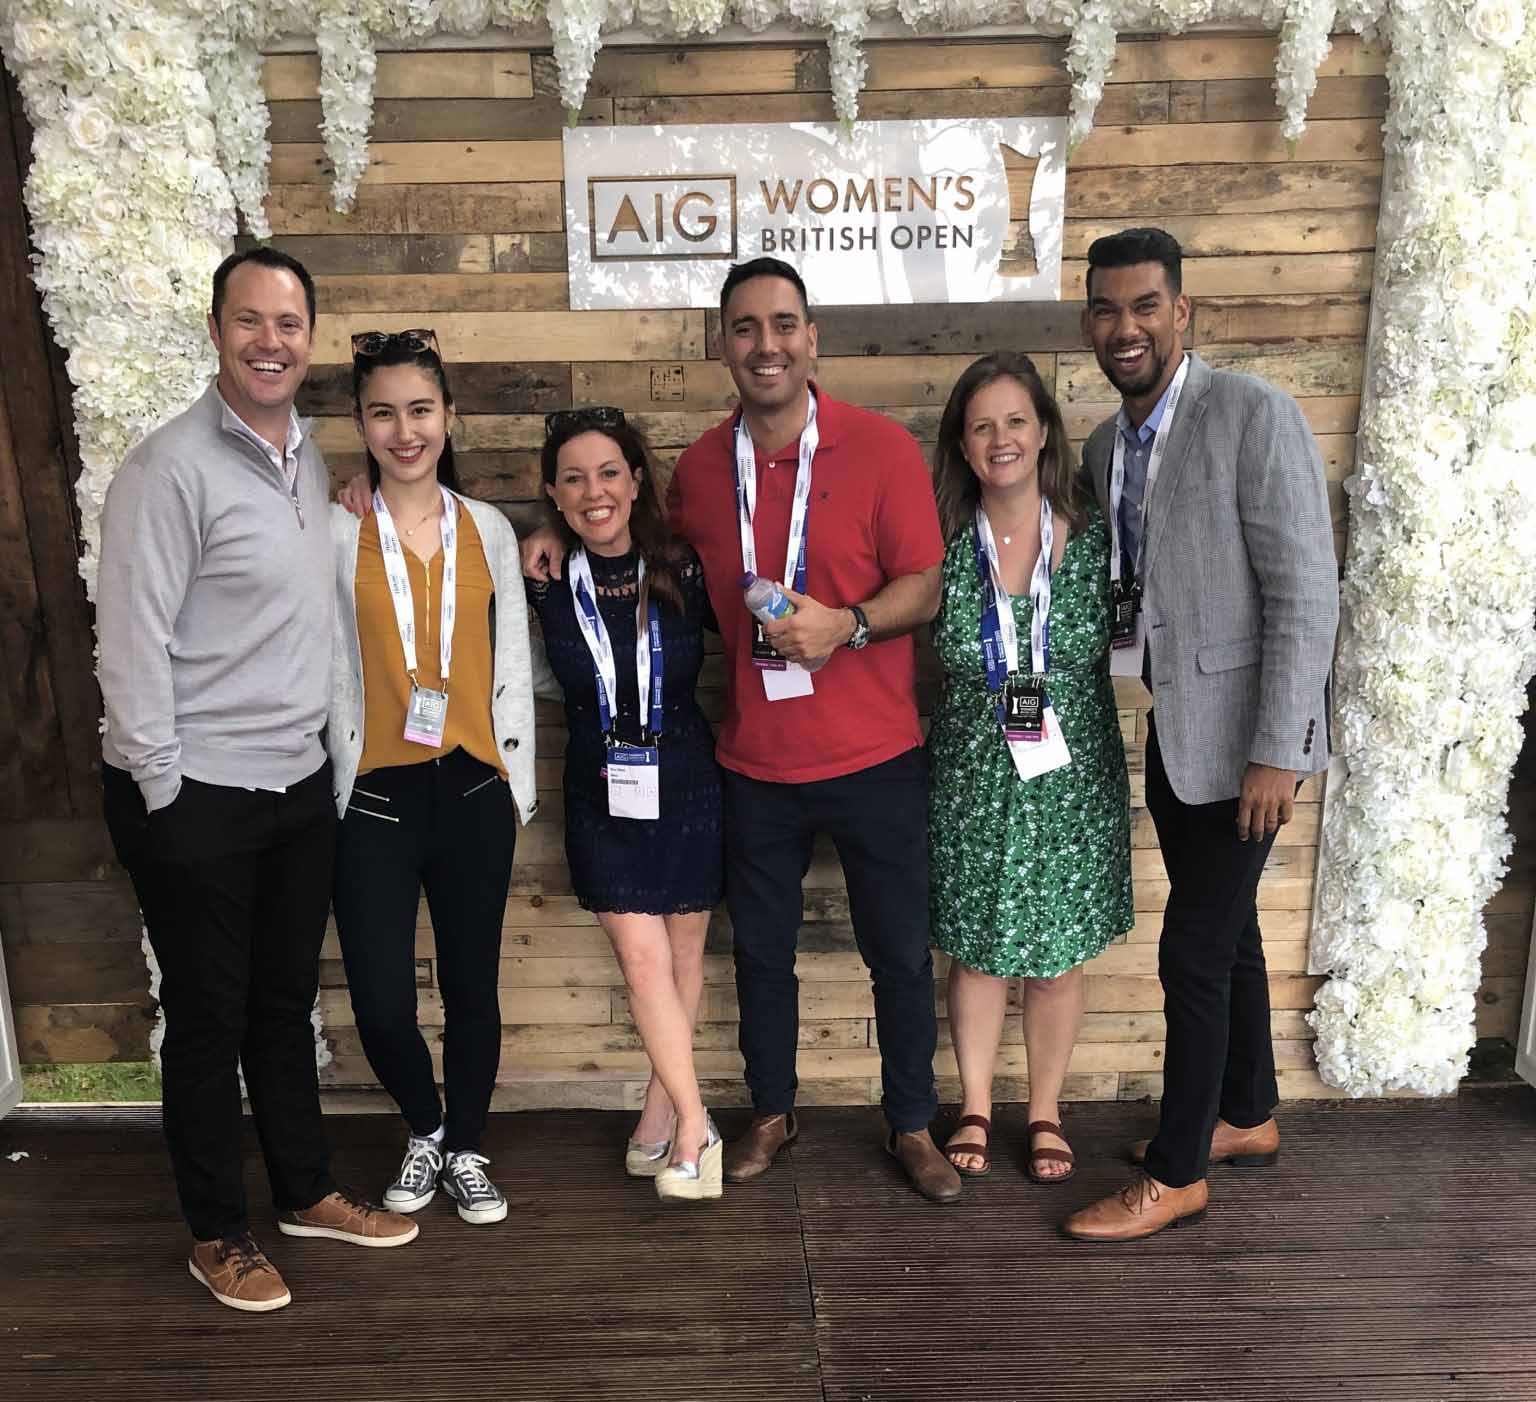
[
  {"xmin": 351, "ymin": 328, "xmax": 440, "ymax": 358},
  {"xmin": 545, "ymin": 406, "xmax": 627, "ymax": 437}
]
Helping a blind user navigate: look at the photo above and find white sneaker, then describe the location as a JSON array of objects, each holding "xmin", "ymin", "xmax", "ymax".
[
  {"xmin": 439, "ymin": 1151, "xmax": 508, "ymax": 1224},
  {"xmin": 384, "ymin": 1135, "xmax": 443, "ymax": 1213}
]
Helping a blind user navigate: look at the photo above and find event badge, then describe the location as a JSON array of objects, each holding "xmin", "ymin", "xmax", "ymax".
[
  {"xmin": 1108, "ymin": 357, "xmax": 1189, "ymax": 679},
  {"xmin": 1006, "ymin": 705, "xmax": 1072, "ymax": 781},
  {"xmin": 404, "ymin": 684, "xmax": 448, "ymax": 747},
  {"xmin": 735, "ymin": 396, "xmax": 819, "ymax": 702},
  {"xmin": 1003, "ymin": 678, "xmax": 1046, "ymax": 742},
  {"xmin": 752, "ymin": 623, "xmax": 815, "ymax": 700},
  {"xmin": 374, "ymin": 486, "xmax": 458, "ymax": 748},
  {"xmin": 605, "ymin": 744, "xmax": 660, "ymax": 821},
  {"xmin": 1109, "ymin": 578, "xmax": 1140, "ymax": 650},
  {"xmin": 570, "ymin": 549, "xmax": 667, "ymax": 821},
  {"xmin": 975, "ymin": 502, "xmax": 1070, "ymax": 781}
]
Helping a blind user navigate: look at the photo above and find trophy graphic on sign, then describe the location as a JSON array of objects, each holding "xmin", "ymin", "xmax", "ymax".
[{"xmin": 1000, "ymin": 142, "xmax": 1042, "ymax": 279}]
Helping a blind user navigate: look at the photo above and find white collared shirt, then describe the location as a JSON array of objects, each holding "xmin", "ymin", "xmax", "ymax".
[{"xmin": 216, "ymin": 389, "xmax": 305, "ymax": 496}]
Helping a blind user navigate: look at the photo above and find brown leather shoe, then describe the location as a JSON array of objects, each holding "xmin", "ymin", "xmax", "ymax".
[
  {"xmin": 188, "ymin": 1233, "xmax": 291, "ymax": 1312},
  {"xmin": 278, "ymin": 1189, "xmax": 419, "ymax": 1247},
  {"xmin": 1130, "ymin": 1116, "xmax": 1280, "ymax": 1169},
  {"xmin": 1063, "ymin": 1173, "xmax": 1209, "ymax": 1242},
  {"xmin": 723, "ymin": 1112, "xmax": 798, "ymax": 1183},
  {"xmin": 886, "ymin": 1129, "xmax": 963, "ymax": 1204}
]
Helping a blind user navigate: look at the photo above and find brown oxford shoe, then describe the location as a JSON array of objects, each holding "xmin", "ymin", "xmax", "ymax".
[
  {"xmin": 1129, "ymin": 1116, "xmax": 1280, "ymax": 1169},
  {"xmin": 1063, "ymin": 1172, "xmax": 1209, "ymax": 1242},
  {"xmin": 886, "ymin": 1129, "xmax": 963, "ymax": 1204},
  {"xmin": 723, "ymin": 1112, "xmax": 798, "ymax": 1183}
]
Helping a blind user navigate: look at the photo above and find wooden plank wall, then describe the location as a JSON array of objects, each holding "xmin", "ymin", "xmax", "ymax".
[
  {"xmin": 263, "ymin": 29, "xmax": 1394, "ymax": 1110},
  {"xmin": 1, "ymin": 35, "xmax": 1530, "ymax": 1102}
]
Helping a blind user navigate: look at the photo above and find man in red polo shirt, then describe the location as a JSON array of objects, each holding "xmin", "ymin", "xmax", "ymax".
[{"xmin": 527, "ymin": 258, "xmax": 959, "ymax": 1203}]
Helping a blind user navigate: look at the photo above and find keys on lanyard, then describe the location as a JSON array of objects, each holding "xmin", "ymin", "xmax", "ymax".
[
  {"xmin": 1107, "ymin": 356, "xmax": 1189, "ymax": 678},
  {"xmin": 973, "ymin": 501, "xmax": 1072, "ymax": 781},
  {"xmin": 374, "ymin": 487, "xmax": 458, "ymax": 748},
  {"xmin": 735, "ymin": 394, "xmax": 819, "ymax": 701},
  {"xmin": 569, "ymin": 551, "xmax": 664, "ymax": 821}
]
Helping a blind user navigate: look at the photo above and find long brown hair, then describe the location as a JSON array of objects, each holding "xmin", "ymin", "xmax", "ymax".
[
  {"xmin": 932, "ymin": 351, "xmax": 1085, "ymax": 543},
  {"xmin": 540, "ymin": 413, "xmax": 686, "ymax": 613}
]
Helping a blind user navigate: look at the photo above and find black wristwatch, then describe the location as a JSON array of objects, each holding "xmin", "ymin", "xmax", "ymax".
[{"xmin": 845, "ymin": 604, "xmax": 871, "ymax": 651}]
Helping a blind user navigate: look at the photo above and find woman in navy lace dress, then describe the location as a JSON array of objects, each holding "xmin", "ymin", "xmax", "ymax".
[{"xmin": 527, "ymin": 408, "xmax": 724, "ymax": 1202}]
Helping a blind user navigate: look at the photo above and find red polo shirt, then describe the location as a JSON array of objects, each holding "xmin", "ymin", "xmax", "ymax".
[{"xmin": 667, "ymin": 385, "xmax": 943, "ymax": 784}]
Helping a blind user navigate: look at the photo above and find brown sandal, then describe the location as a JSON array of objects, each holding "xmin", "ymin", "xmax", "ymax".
[
  {"xmin": 943, "ymin": 1114, "xmax": 992, "ymax": 1178},
  {"xmin": 1026, "ymin": 1119, "xmax": 1076, "ymax": 1184}
]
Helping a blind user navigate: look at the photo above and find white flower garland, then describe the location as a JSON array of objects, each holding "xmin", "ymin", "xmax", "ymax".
[
  {"xmin": 1, "ymin": 0, "xmax": 1533, "ymax": 1099},
  {"xmin": 1308, "ymin": 0, "xmax": 1536, "ymax": 1095}
]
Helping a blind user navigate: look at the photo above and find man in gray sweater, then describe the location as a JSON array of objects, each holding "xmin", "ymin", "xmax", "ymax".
[{"xmin": 98, "ymin": 247, "xmax": 416, "ymax": 1314}]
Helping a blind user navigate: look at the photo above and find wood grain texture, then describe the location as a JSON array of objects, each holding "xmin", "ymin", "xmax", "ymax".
[
  {"xmin": 261, "ymin": 50, "xmax": 535, "ymax": 102},
  {"xmin": 11, "ymin": 36, "xmax": 1530, "ymax": 1097}
]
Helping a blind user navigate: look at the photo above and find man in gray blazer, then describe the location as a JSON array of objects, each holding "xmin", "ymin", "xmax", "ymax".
[{"xmin": 1062, "ymin": 228, "xmax": 1338, "ymax": 1241}]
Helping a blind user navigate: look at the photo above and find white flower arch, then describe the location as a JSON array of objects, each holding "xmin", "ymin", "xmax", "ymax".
[{"xmin": 1, "ymin": 0, "xmax": 1533, "ymax": 1096}]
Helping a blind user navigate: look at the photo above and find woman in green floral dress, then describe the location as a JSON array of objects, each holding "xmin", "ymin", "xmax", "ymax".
[{"xmin": 927, "ymin": 351, "xmax": 1132, "ymax": 1183}]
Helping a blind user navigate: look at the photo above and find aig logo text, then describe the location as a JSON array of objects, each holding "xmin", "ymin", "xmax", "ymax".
[{"xmin": 588, "ymin": 176, "xmax": 738, "ymax": 262}]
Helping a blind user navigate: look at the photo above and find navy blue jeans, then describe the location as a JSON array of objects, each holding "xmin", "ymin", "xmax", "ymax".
[{"xmin": 722, "ymin": 748, "xmax": 938, "ymax": 1132}]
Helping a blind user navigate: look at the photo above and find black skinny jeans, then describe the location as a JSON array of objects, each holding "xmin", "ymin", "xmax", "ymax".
[
  {"xmin": 332, "ymin": 748, "xmax": 517, "ymax": 1153},
  {"xmin": 103, "ymin": 761, "xmax": 338, "ymax": 1241},
  {"xmin": 1141, "ymin": 715, "xmax": 1282, "ymax": 1188}
]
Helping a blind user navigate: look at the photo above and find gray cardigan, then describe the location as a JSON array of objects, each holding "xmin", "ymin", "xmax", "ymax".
[{"xmin": 325, "ymin": 495, "xmax": 553, "ymax": 823}]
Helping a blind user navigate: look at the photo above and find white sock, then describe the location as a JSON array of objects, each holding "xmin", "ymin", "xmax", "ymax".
[{"xmin": 413, "ymin": 1124, "xmax": 445, "ymax": 1146}]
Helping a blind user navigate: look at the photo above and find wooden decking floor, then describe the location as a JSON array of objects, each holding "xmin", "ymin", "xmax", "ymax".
[{"xmin": 3, "ymin": 1089, "xmax": 1536, "ymax": 1401}]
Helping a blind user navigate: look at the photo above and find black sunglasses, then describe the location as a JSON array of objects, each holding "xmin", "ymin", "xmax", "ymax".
[
  {"xmin": 544, "ymin": 406, "xmax": 627, "ymax": 437},
  {"xmin": 351, "ymin": 328, "xmax": 440, "ymax": 357}
]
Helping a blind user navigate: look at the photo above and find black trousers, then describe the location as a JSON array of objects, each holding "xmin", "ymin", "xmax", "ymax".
[
  {"xmin": 332, "ymin": 748, "xmax": 516, "ymax": 1153},
  {"xmin": 103, "ymin": 761, "xmax": 338, "ymax": 1241},
  {"xmin": 1142, "ymin": 716, "xmax": 1281, "ymax": 1188},
  {"xmin": 722, "ymin": 747, "xmax": 938, "ymax": 1132}
]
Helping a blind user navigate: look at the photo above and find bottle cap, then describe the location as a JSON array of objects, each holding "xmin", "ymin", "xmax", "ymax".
[{"xmin": 739, "ymin": 572, "xmax": 757, "ymax": 589}]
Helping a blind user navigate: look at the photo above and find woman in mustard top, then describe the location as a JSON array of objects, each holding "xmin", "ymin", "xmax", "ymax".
[{"xmin": 326, "ymin": 331, "xmax": 546, "ymax": 1227}]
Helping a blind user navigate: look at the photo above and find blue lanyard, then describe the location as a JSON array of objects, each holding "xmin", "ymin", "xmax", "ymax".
[
  {"xmin": 573, "ymin": 580, "xmax": 664, "ymax": 742},
  {"xmin": 972, "ymin": 515, "xmax": 1051, "ymax": 726},
  {"xmin": 644, "ymin": 600, "xmax": 664, "ymax": 741}
]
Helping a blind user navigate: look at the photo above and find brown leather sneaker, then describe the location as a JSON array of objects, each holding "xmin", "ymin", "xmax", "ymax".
[
  {"xmin": 188, "ymin": 1233, "xmax": 292, "ymax": 1312},
  {"xmin": 886, "ymin": 1129, "xmax": 963, "ymax": 1204},
  {"xmin": 723, "ymin": 1112, "xmax": 798, "ymax": 1183},
  {"xmin": 1063, "ymin": 1173, "xmax": 1209, "ymax": 1242},
  {"xmin": 278, "ymin": 1189, "xmax": 419, "ymax": 1247},
  {"xmin": 1130, "ymin": 1116, "xmax": 1280, "ymax": 1169}
]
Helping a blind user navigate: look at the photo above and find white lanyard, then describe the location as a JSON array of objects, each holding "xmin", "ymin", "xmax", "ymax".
[
  {"xmin": 975, "ymin": 498, "xmax": 1053, "ymax": 676},
  {"xmin": 374, "ymin": 486, "xmax": 458, "ymax": 686},
  {"xmin": 733, "ymin": 391, "xmax": 819, "ymax": 592},
  {"xmin": 568, "ymin": 552, "xmax": 655, "ymax": 736},
  {"xmin": 1108, "ymin": 355, "xmax": 1189, "ymax": 585}
]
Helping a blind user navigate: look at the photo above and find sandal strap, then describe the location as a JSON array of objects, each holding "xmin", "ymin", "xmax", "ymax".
[
  {"xmin": 1026, "ymin": 1119, "xmax": 1064, "ymax": 1137},
  {"xmin": 954, "ymin": 1114, "xmax": 992, "ymax": 1134},
  {"xmin": 946, "ymin": 1150, "xmax": 990, "ymax": 1170},
  {"xmin": 1030, "ymin": 1147, "xmax": 1075, "ymax": 1164}
]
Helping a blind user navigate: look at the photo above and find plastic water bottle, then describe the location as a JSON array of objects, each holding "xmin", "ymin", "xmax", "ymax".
[{"xmin": 741, "ymin": 572, "xmax": 828, "ymax": 672}]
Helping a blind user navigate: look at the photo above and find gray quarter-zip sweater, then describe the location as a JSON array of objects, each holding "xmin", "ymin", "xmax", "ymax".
[{"xmin": 99, "ymin": 382, "xmax": 334, "ymax": 810}]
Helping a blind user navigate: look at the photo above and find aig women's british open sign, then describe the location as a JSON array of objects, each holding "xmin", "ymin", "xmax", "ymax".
[{"xmin": 563, "ymin": 118, "xmax": 1067, "ymax": 309}]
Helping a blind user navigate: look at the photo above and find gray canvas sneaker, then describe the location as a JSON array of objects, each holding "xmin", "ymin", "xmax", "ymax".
[
  {"xmin": 384, "ymin": 1135, "xmax": 444, "ymax": 1213},
  {"xmin": 438, "ymin": 1151, "xmax": 508, "ymax": 1224}
]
